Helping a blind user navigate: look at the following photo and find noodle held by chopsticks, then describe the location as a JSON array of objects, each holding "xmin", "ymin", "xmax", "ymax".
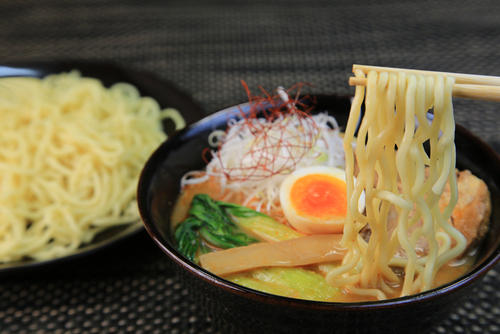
[{"xmin": 327, "ymin": 70, "xmax": 466, "ymax": 299}]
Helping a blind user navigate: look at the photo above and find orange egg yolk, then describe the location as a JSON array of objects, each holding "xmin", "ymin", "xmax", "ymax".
[{"xmin": 290, "ymin": 174, "xmax": 347, "ymax": 219}]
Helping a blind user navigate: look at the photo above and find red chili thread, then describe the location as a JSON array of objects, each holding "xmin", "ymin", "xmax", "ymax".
[
  {"xmin": 212, "ymin": 82, "xmax": 319, "ymax": 182},
  {"xmin": 202, "ymin": 147, "xmax": 212, "ymax": 164}
]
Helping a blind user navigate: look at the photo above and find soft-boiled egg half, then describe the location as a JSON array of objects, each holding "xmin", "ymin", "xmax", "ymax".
[{"xmin": 280, "ymin": 166, "xmax": 350, "ymax": 234}]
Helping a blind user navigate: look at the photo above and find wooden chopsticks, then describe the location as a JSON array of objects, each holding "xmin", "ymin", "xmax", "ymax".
[{"xmin": 348, "ymin": 64, "xmax": 500, "ymax": 102}]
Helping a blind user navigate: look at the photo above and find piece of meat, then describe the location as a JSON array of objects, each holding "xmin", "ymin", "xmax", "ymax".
[
  {"xmin": 369, "ymin": 169, "xmax": 491, "ymax": 252},
  {"xmin": 439, "ymin": 170, "xmax": 491, "ymax": 247}
]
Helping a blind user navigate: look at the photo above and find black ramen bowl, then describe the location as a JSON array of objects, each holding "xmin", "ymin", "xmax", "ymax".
[{"xmin": 137, "ymin": 95, "xmax": 500, "ymax": 334}]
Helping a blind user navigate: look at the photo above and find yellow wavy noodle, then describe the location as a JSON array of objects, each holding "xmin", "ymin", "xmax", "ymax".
[
  {"xmin": 326, "ymin": 70, "xmax": 466, "ymax": 299},
  {"xmin": 0, "ymin": 71, "xmax": 184, "ymax": 262}
]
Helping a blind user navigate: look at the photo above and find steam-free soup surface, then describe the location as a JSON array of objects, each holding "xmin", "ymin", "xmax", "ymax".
[{"xmin": 171, "ymin": 174, "xmax": 479, "ymax": 302}]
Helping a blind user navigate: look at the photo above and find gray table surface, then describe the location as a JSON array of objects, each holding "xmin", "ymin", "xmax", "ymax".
[{"xmin": 0, "ymin": 0, "xmax": 499, "ymax": 333}]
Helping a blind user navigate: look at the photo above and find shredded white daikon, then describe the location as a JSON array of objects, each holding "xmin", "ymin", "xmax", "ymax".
[{"xmin": 186, "ymin": 112, "xmax": 345, "ymax": 213}]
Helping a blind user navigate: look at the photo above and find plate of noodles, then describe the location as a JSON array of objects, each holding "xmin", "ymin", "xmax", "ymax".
[
  {"xmin": 138, "ymin": 78, "xmax": 500, "ymax": 333},
  {"xmin": 0, "ymin": 61, "xmax": 205, "ymax": 274}
]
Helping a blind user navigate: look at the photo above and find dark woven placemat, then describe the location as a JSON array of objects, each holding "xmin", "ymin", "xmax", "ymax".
[{"xmin": 0, "ymin": 0, "xmax": 499, "ymax": 333}]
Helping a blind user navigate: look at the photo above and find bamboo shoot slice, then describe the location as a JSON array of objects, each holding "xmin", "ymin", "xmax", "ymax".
[{"xmin": 199, "ymin": 234, "xmax": 345, "ymax": 276}]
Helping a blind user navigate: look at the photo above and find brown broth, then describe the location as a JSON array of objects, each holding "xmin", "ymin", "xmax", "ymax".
[
  {"xmin": 171, "ymin": 176, "xmax": 476, "ymax": 302},
  {"xmin": 170, "ymin": 174, "xmax": 244, "ymax": 230}
]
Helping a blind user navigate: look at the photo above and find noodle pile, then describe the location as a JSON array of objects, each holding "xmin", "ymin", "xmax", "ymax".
[
  {"xmin": 0, "ymin": 71, "xmax": 184, "ymax": 262},
  {"xmin": 327, "ymin": 70, "xmax": 467, "ymax": 299}
]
